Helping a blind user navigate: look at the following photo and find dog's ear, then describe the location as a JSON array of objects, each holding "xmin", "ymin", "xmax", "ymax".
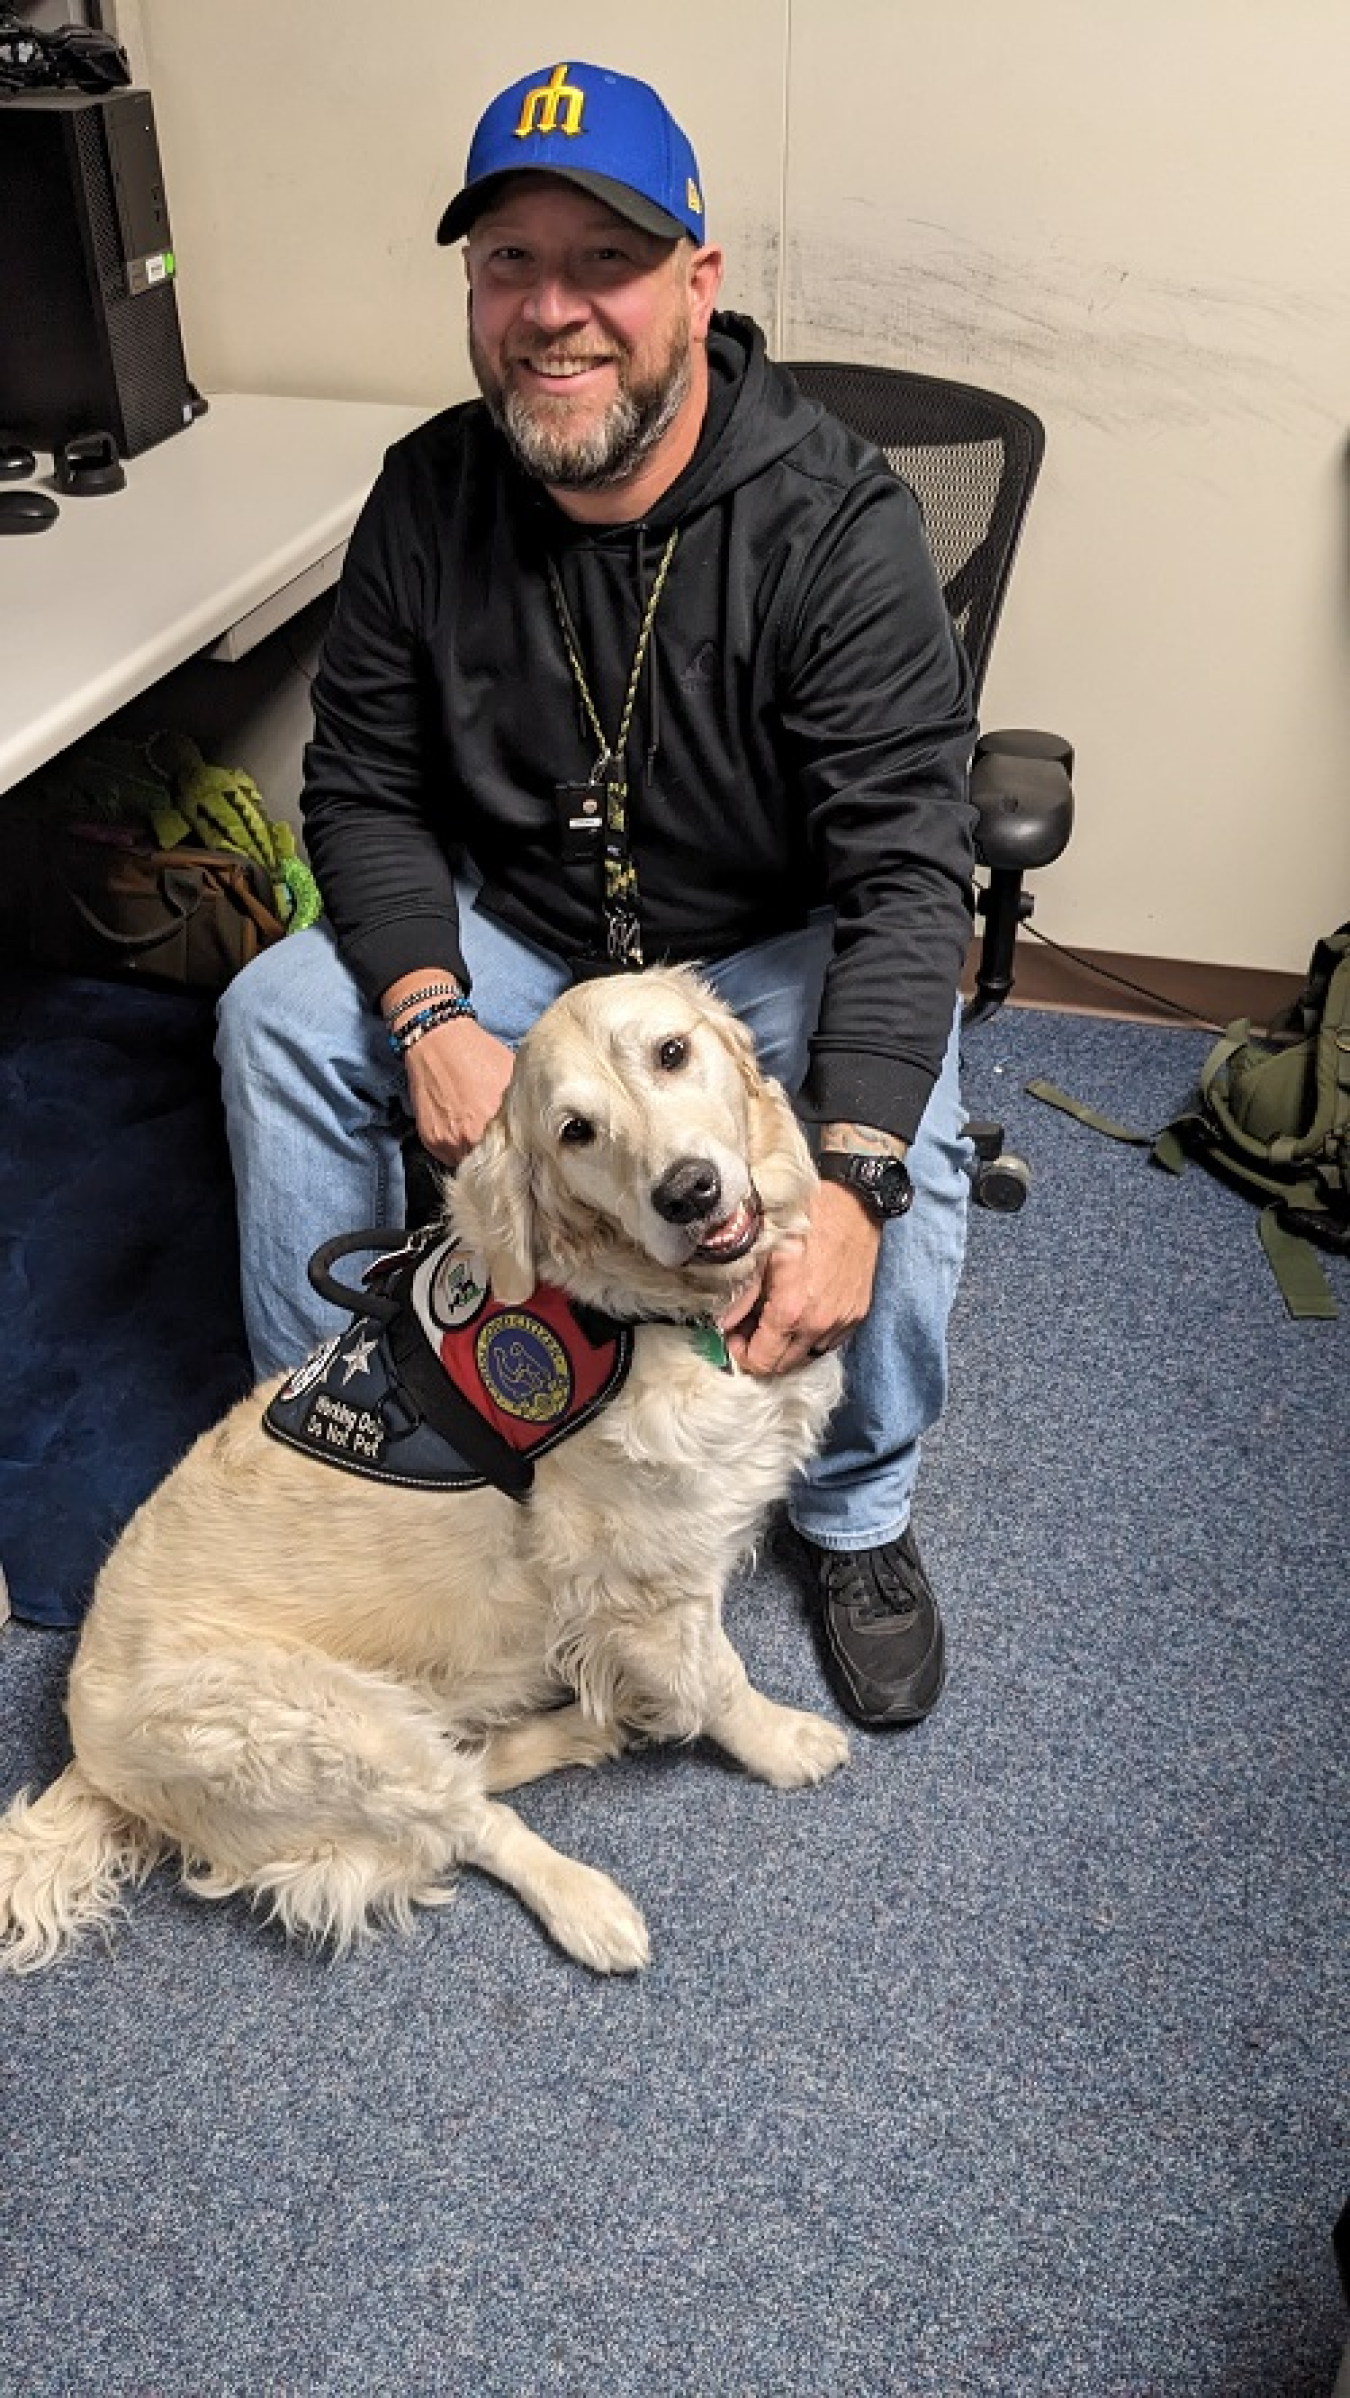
[
  {"xmin": 747, "ymin": 1075, "xmax": 816, "ymax": 1230},
  {"xmin": 696, "ymin": 982, "xmax": 766, "ymax": 1102},
  {"xmin": 449, "ymin": 1108, "xmax": 538, "ymax": 1304},
  {"xmin": 701, "ymin": 994, "xmax": 816, "ymax": 1232}
]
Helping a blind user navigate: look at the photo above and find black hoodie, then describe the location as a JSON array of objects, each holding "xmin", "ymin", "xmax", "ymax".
[{"xmin": 301, "ymin": 313, "xmax": 977, "ymax": 1143}]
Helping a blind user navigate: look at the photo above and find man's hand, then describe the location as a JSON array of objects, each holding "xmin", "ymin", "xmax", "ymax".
[
  {"xmin": 402, "ymin": 1015, "xmax": 515, "ymax": 1165},
  {"xmin": 381, "ymin": 971, "xmax": 515, "ymax": 1165},
  {"xmin": 723, "ymin": 1182, "xmax": 882, "ymax": 1377}
]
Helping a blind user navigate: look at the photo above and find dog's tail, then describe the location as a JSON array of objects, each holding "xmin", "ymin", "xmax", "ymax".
[{"xmin": 0, "ymin": 1764, "xmax": 161, "ymax": 1974}]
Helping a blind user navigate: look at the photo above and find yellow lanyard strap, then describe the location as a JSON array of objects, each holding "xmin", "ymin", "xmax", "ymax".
[{"xmin": 545, "ymin": 531, "xmax": 679, "ymax": 966}]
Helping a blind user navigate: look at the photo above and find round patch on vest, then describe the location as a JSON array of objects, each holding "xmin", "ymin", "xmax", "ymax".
[
  {"xmin": 476, "ymin": 1312, "xmax": 573, "ymax": 1424},
  {"xmin": 427, "ymin": 1247, "xmax": 491, "ymax": 1330}
]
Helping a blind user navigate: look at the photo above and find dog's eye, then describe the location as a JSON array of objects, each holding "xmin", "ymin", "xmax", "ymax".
[
  {"xmin": 559, "ymin": 1116, "xmax": 596, "ymax": 1146},
  {"xmin": 657, "ymin": 1036, "xmax": 690, "ymax": 1072}
]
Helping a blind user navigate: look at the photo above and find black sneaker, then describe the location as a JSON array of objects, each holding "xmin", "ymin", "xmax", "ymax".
[{"xmin": 803, "ymin": 1528, "xmax": 946, "ymax": 1728}]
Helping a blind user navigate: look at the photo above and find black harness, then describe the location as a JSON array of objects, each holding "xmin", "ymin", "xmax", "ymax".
[{"xmin": 263, "ymin": 1229, "xmax": 728, "ymax": 1502}]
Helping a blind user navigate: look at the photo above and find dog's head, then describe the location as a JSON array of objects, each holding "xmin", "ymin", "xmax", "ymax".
[{"xmin": 449, "ymin": 967, "xmax": 817, "ymax": 1315}]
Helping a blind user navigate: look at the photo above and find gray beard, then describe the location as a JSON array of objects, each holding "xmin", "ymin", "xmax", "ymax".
[{"xmin": 472, "ymin": 333, "xmax": 692, "ymax": 492}]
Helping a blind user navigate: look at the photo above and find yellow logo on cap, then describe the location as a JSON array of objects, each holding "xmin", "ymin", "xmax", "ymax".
[
  {"xmin": 687, "ymin": 178, "xmax": 703, "ymax": 218},
  {"xmin": 515, "ymin": 63, "xmax": 585, "ymax": 140}
]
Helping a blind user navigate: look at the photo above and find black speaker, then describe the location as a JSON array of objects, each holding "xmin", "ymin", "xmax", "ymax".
[{"xmin": 0, "ymin": 88, "xmax": 194, "ymax": 458}]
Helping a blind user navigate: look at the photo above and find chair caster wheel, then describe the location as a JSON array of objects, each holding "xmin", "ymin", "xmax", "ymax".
[{"xmin": 972, "ymin": 1153, "xmax": 1031, "ymax": 1212}]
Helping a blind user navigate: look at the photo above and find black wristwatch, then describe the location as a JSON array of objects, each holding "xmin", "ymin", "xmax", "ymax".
[{"xmin": 816, "ymin": 1150, "xmax": 914, "ymax": 1223}]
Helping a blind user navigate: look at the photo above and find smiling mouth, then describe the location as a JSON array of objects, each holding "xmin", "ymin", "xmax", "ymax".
[
  {"xmin": 515, "ymin": 356, "xmax": 613, "ymax": 387},
  {"xmin": 692, "ymin": 1192, "xmax": 763, "ymax": 1264}
]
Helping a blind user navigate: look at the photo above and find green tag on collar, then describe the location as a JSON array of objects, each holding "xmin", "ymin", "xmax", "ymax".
[{"xmin": 688, "ymin": 1323, "xmax": 733, "ymax": 1372}]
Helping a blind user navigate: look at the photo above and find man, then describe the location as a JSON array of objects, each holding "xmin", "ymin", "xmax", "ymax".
[{"xmin": 216, "ymin": 60, "xmax": 977, "ymax": 1732}]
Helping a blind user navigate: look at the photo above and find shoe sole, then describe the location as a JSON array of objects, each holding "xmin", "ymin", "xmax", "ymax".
[{"xmin": 837, "ymin": 1665, "xmax": 946, "ymax": 1730}]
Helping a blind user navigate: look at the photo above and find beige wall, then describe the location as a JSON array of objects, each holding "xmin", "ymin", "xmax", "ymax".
[{"xmin": 115, "ymin": 0, "xmax": 1350, "ymax": 975}]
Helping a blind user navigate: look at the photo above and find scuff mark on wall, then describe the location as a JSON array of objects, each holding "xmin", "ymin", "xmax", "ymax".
[
  {"xmin": 722, "ymin": 213, "xmax": 782, "ymax": 335},
  {"xmin": 784, "ymin": 218, "xmax": 1347, "ymax": 434}
]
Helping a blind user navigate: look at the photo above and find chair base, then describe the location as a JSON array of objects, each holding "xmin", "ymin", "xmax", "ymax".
[{"xmin": 966, "ymin": 1116, "xmax": 1031, "ymax": 1213}]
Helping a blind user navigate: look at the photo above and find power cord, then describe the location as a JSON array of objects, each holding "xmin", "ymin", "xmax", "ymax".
[{"xmin": 1020, "ymin": 919, "xmax": 1229, "ymax": 1034}]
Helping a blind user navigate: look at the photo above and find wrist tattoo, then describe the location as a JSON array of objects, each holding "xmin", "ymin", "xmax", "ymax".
[{"xmin": 819, "ymin": 1121, "xmax": 908, "ymax": 1160}]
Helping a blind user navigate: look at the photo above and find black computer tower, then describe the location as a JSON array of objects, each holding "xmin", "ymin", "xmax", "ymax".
[{"xmin": 0, "ymin": 88, "xmax": 194, "ymax": 458}]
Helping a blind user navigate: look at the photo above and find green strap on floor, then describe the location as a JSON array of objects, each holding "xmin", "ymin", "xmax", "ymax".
[
  {"xmin": 1024, "ymin": 1080, "xmax": 1155, "ymax": 1145},
  {"xmin": 1151, "ymin": 1125, "xmax": 1189, "ymax": 1175},
  {"xmin": 1257, "ymin": 1206, "xmax": 1339, "ymax": 1320}
]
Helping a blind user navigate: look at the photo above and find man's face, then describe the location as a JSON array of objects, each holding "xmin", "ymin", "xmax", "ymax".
[{"xmin": 465, "ymin": 177, "xmax": 722, "ymax": 493}]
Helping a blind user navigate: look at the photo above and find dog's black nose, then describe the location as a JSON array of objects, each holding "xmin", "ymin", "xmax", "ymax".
[{"xmin": 652, "ymin": 1156, "xmax": 723, "ymax": 1226}]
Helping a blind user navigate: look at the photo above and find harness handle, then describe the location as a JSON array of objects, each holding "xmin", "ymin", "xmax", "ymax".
[{"xmin": 305, "ymin": 1227, "xmax": 412, "ymax": 1323}]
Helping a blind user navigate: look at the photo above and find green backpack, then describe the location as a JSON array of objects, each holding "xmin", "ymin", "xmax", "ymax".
[{"xmin": 1030, "ymin": 922, "xmax": 1350, "ymax": 1320}]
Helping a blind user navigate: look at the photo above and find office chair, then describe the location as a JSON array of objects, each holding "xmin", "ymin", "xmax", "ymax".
[{"xmin": 784, "ymin": 362, "xmax": 1075, "ymax": 1207}]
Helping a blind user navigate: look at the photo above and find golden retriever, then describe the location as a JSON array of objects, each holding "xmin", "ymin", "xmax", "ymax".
[{"xmin": 0, "ymin": 966, "xmax": 847, "ymax": 1975}]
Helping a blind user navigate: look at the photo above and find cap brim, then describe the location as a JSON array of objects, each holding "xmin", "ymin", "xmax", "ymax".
[{"xmin": 437, "ymin": 168, "xmax": 688, "ymax": 247}]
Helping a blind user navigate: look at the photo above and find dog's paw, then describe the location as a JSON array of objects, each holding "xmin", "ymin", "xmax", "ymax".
[
  {"xmin": 755, "ymin": 1704, "xmax": 851, "ymax": 1789},
  {"xmin": 541, "ymin": 1860, "xmax": 651, "ymax": 1975}
]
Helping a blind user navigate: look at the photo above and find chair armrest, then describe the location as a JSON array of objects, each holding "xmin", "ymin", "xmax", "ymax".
[{"xmin": 970, "ymin": 730, "xmax": 1075, "ymax": 873}]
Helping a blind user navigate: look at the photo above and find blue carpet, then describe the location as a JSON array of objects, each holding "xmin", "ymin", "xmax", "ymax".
[{"xmin": 2, "ymin": 1000, "xmax": 1346, "ymax": 2396}]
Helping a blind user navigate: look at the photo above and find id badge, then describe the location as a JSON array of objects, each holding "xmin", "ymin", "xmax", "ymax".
[{"xmin": 555, "ymin": 781, "xmax": 605, "ymax": 864}]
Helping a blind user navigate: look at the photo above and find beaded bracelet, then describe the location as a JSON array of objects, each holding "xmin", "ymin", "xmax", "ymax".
[
  {"xmin": 388, "ymin": 992, "xmax": 477, "ymax": 1057},
  {"xmin": 382, "ymin": 978, "xmax": 463, "ymax": 1030}
]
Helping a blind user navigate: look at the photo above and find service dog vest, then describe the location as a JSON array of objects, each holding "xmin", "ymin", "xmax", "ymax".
[{"xmin": 263, "ymin": 1233, "xmax": 635, "ymax": 1500}]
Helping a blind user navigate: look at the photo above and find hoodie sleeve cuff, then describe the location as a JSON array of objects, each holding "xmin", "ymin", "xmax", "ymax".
[
  {"xmin": 339, "ymin": 914, "xmax": 471, "ymax": 1009},
  {"xmin": 796, "ymin": 1046, "xmax": 937, "ymax": 1151}
]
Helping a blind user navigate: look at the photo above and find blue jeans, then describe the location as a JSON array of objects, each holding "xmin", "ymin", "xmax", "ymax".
[{"xmin": 215, "ymin": 886, "xmax": 970, "ymax": 1552}]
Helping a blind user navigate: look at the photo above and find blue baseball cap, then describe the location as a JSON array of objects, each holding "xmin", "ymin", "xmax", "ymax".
[{"xmin": 436, "ymin": 61, "xmax": 706, "ymax": 246}]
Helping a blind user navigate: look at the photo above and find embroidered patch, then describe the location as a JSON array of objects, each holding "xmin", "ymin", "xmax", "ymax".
[
  {"xmin": 425, "ymin": 1247, "xmax": 491, "ymax": 1331},
  {"xmin": 337, "ymin": 1327, "xmax": 380, "ymax": 1384},
  {"xmin": 298, "ymin": 1388, "xmax": 388, "ymax": 1467},
  {"xmin": 276, "ymin": 1333, "xmax": 343, "ymax": 1403},
  {"xmin": 477, "ymin": 1312, "xmax": 573, "ymax": 1424}
]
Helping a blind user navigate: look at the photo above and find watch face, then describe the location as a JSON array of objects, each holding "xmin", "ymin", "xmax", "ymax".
[
  {"xmin": 820, "ymin": 1151, "xmax": 913, "ymax": 1218},
  {"xmin": 859, "ymin": 1157, "xmax": 912, "ymax": 1217}
]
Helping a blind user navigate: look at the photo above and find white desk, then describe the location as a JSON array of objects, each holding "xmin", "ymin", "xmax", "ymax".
[{"xmin": 0, "ymin": 392, "xmax": 432, "ymax": 796}]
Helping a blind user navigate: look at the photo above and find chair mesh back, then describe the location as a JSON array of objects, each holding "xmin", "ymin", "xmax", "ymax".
[{"xmin": 782, "ymin": 363, "xmax": 1045, "ymax": 702}]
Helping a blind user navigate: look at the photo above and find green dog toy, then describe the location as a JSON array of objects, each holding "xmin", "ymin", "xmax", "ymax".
[{"xmin": 148, "ymin": 732, "xmax": 323, "ymax": 932}]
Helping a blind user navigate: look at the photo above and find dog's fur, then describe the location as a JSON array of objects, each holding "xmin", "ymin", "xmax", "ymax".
[{"xmin": 0, "ymin": 967, "xmax": 847, "ymax": 1975}]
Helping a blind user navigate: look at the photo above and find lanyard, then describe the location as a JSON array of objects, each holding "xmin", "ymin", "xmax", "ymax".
[{"xmin": 545, "ymin": 530, "xmax": 679, "ymax": 967}]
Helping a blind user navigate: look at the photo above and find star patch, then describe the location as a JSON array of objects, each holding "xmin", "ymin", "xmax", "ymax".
[{"xmin": 339, "ymin": 1328, "xmax": 379, "ymax": 1383}]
